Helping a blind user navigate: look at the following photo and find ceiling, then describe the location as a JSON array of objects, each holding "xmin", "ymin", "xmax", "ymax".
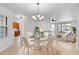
[{"xmin": 0, "ymin": 3, "xmax": 79, "ymax": 21}]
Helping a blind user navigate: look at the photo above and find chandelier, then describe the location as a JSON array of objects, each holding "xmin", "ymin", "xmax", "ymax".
[{"xmin": 32, "ymin": 3, "xmax": 44, "ymax": 21}]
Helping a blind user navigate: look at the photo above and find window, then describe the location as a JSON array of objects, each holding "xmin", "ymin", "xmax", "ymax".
[
  {"xmin": 62, "ymin": 24, "xmax": 71, "ymax": 33},
  {"xmin": 0, "ymin": 15, "xmax": 7, "ymax": 38},
  {"xmin": 58, "ymin": 23, "xmax": 72, "ymax": 33}
]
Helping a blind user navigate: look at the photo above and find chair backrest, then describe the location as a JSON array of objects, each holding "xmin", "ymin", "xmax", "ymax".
[
  {"xmin": 47, "ymin": 38, "xmax": 54, "ymax": 48},
  {"xmin": 22, "ymin": 37, "xmax": 29, "ymax": 47}
]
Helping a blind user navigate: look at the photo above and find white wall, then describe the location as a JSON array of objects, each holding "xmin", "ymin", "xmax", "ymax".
[{"xmin": 0, "ymin": 5, "xmax": 14, "ymax": 52}]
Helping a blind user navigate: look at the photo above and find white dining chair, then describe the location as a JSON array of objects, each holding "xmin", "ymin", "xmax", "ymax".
[
  {"xmin": 22, "ymin": 37, "xmax": 33, "ymax": 55},
  {"xmin": 40, "ymin": 38, "xmax": 54, "ymax": 55}
]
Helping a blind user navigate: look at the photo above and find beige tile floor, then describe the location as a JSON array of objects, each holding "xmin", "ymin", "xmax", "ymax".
[{"xmin": 0, "ymin": 39, "xmax": 79, "ymax": 55}]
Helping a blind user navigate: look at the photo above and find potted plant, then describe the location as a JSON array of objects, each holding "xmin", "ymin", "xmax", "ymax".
[
  {"xmin": 71, "ymin": 27, "xmax": 76, "ymax": 34},
  {"xmin": 71, "ymin": 26, "xmax": 76, "ymax": 42},
  {"xmin": 34, "ymin": 26, "xmax": 43, "ymax": 39}
]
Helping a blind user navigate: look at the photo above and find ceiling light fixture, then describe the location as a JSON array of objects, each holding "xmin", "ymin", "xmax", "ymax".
[{"xmin": 32, "ymin": 3, "xmax": 44, "ymax": 21}]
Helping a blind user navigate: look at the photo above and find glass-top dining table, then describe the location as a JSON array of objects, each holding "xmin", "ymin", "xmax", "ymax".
[{"xmin": 27, "ymin": 37, "xmax": 48, "ymax": 52}]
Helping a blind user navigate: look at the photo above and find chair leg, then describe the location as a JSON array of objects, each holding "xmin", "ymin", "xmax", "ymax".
[
  {"xmin": 23, "ymin": 47, "xmax": 26, "ymax": 54},
  {"xmin": 27, "ymin": 47, "xmax": 29, "ymax": 55},
  {"xmin": 34, "ymin": 47, "xmax": 36, "ymax": 54},
  {"xmin": 39, "ymin": 46, "xmax": 42, "ymax": 54},
  {"xmin": 47, "ymin": 47, "xmax": 49, "ymax": 55},
  {"xmin": 53, "ymin": 48, "xmax": 55, "ymax": 55},
  {"xmin": 51, "ymin": 47, "xmax": 54, "ymax": 55}
]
